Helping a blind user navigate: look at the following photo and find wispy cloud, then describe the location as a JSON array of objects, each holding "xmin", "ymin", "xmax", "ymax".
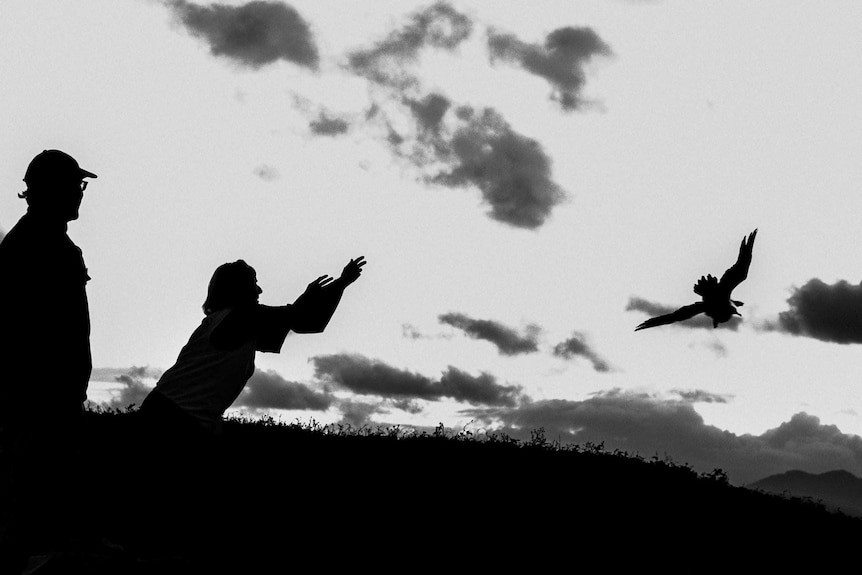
[
  {"xmin": 341, "ymin": 3, "xmax": 573, "ymax": 229},
  {"xmin": 552, "ymin": 332, "xmax": 611, "ymax": 372},
  {"xmin": 487, "ymin": 26, "xmax": 612, "ymax": 111},
  {"xmin": 625, "ymin": 296, "xmax": 739, "ymax": 331},
  {"xmin": 309, "ymin": 111, "xmax": 351, "ymax": 136},
  {"xmin": 439, "ymin": 312, "xmax": 539, "ymax": 356},
  {"xmin": 345, "ymin": 1, "xmax": 473, "ymax": 89},
  {"xmin": 235, "ymin": 369, "xmax": 333, "ymax": 411},
  {"xmin": 761, "ymin": 279, "xmax": 862, "ymax": 344},
  {"xmin": 166, "ymin": 0, "xmax": 319, "ymax": 70},
  {"xmin": 311, "ymin": 353, "xmax": 523, "ymax": 407},
  {"xmin": 253, "ymin": 164, "xmax": 280, "ymax": 181},
  {"xmin": 670, "ymin": 389, "xmax": 732, "ymax": 404},
  {"xmin": 465, "ymin": 390, "xmax": 862, "ymax": 484}
]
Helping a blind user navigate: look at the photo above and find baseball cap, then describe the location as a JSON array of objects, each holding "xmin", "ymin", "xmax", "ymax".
[{"xmin": 23, "ymin": 149, "xmax": 98, "ymax": 184}]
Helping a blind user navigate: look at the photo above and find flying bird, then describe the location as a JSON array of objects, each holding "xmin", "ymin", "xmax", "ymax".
[{"xmin": 634, "ymin": 229, "xmax": 758, "ymax": 331}]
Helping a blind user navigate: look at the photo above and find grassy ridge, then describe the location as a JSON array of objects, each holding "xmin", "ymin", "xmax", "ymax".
[{"xmin": 76, "ymin": 408, "xmax": 862, "ymax": 572}]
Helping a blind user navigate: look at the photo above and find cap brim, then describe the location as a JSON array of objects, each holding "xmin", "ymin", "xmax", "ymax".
[{"xmin": 79, "ymin": 168, "xmax": 97, "ymax": 179}]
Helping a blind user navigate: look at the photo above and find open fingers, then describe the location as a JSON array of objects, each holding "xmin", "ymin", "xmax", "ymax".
[{"xmin": 313, "ymin": 275, "xmax": 334, "ymax": 287}]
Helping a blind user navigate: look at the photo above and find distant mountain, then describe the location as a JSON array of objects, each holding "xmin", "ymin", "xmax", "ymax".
[{"xmin": 748, "ymin": 469, "xmax": 862, "ymax": 517}]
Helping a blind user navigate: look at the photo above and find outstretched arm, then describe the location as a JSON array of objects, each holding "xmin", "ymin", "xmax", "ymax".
[{"xmin": 291, "ymin": 257, "xmax": 366, "ymax": 334}]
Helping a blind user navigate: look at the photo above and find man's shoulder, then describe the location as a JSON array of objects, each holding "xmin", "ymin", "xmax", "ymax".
[{"xmin": 0, "ymin": 216, "xmax": 28, "ymax": 256}]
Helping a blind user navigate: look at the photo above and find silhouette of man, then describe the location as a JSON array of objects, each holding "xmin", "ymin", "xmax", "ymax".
[{"xmin": 0, "ymin": 149, "xmax": 97, "ymax": 570}]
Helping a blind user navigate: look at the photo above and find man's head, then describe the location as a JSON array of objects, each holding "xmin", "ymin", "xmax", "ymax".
[{"xmin": 20, "ymin": 149, "xmax": 97, "ymax": 221}]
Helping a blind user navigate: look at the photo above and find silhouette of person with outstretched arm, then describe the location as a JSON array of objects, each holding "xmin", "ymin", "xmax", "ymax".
[
  {"xmin": 139, "ymin": 256, "xmax": 365, "ymax": 437},
  {"xmin": 133, "ymin": 256, "xmax": 365, "ymax": 554},
  {"xmin": 0, "ymin": 150, "xmax": 97, "ymax": 571}
]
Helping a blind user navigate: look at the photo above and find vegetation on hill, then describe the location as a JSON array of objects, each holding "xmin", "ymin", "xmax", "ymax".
[{"xmin": 65, "ymin": 407, "xmax": 862, "ymax": 572}]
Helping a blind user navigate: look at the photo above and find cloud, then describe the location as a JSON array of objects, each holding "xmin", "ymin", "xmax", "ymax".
[
  {"xmin": 464, "ymin": 390, "xmax": 862, "ymax": 484},
  {"xmin": 91, "ymin": 366, "xmax": 163, "ymax": 382},
  {"xmin": 427, "ymin": 106, "xmax": 566, "ymax": 228},
  {"xmin": 407, "ymin": 93, "xmax": 451, "ymax": 134},
  {"xmin": 339, "ymin": 4, "xmax": 572, "ymax": 229},
  {"xmin": 166, "ymin": 0, "xmax": 319, "ymax": 70},
  {"xmin": 253, "ymin": 164, "xmax": 280, "ymax": 181},
  {"xmin": 626, "ymin": 296, "xmax": 740, "ymax": 331},
  {"xmin": 311, "ymin": 353, "xmax": 523, "ymax": 407},
  {"xmin": 487, "ymin": 26, "xmax": 611, "ymax": 111},
  {"xmin": 345, "ymin": 1, "xmax": 473, "ymax": 89},
  {"xmin": 309, "ymin": 111, "xmax": 351, "ymax": 136},
  {"xmin": 670, "ymin": 389, "xmax": 732, "ymax": 404},
  {"xmin": 402, "ymin": 323, "xmax": 427, "ymax": 340},
  {"xmin": 94, "ymin": 366, "xmax": 162, "ymax": 410},
  {"xmin": 552, "ymin": 333, "xmax": 611, "ymax": 372},
  {"xmin": 235, "ymin": 369, "xmax": 333, "ymax": 411},
  {"xmin": 439, "ymin": 312, "xmax": 539, "ymax": 356},
  {"xmin": 336, "ymin": 397, "xmax": 425, "ymax": 427},
  {"xmin": 338, "ymin": 400, "xmax": 386, "ymax": 427},
  {"xmin": 763, "ymin": 279, "xmax": 862, "ymax": 344}
]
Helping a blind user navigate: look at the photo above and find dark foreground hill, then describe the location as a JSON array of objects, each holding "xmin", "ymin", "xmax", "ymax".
[{"xmin": 45, "ymin": 409, "xmax": 862, "ymax": 572}]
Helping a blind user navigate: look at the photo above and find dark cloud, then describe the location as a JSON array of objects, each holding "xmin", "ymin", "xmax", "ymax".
[
  {"xmin": 340, "ymin": 4, "xmax": 569, "ymax": 229},
  {"xmin": 427, "ymin": 106, "xmax": 566, "ymax": 229},
  {"xmin": 407, "ymin": 93, "xmax": 451, "ymax": 135},
  {"xmin": 464, "ymin": 390, "xmax": 862, "ymax": 484},
  {"xmin": 552, "ymin": 333, "xmax": 611, "ymax": 372},
  {"xmin": 487, "ymin": 26, "xmax": 611, "ymax": 111},
  {"xmin": 167, "ymin": 0, "xmax": 319, "ymax": 70},
  {"xmin": 346, "ymin": 1, "xmax": 473, "ymax": 89},
  {"xmin": 337, "ymin": 397, "xmax": 424, "ymax": 427},
  {"xmin": 670, "ymin": 389, "xmax": 732, "ymax": 404},
  {"xmin": 253, "ymin": 164, "xmax": 280, "ymax": 181},
  {"xmin": 94, "ymin": 366, "xmax": 162, "ymax": 410},
  {"xmin": 311, "ymin": 353, "xmax": 523, "ymax": 407},
  {"xmin": 377, "ymin": 96, "xmax": 566, "ymax": 228},
  {"xmin": 764, "ymin": 279, "xmax": 862, "ymax": 344},
  {"xmin": 626, "ymin": 296, "xmax": 739, "ymax": 331},
  {"xmin": 439, "ymin": 312, "xmax": 539, "ymax": 356},
  {"xmin": 309, "ymin": 112, "xmax": 351, "ymax": 136},
  {"xmin": 338, "ymin": 400, "xmax": 385, "ymax": 428},
  {"xmin": 235, "ymin": 369, "xmax": 333, "ymax": 411}
]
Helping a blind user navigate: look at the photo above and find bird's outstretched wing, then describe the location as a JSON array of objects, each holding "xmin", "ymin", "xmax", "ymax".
[
  {"xmin": 718, "ymin": 229, "xmax": 757, "ymax": 295},
  {"xmin": 634, "ymin": 302, "xmax": 706, "ymax": 331}
]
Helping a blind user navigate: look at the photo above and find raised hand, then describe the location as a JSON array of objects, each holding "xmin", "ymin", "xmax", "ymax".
[
  {"xmin": 338, "ymin": 256, "xmax": 366, "ymax": 286},
  {"xmin": 305, "ymin": 275, "xmax": 335, "ymax": 293}
]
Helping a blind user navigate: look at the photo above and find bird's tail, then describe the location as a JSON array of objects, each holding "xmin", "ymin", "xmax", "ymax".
[{"xmin": 693, "ymin": 274, "xmax": 719, "ymax": 298}]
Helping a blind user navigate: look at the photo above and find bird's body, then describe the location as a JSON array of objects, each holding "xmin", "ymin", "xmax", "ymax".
[{"xmin": 634, "ymin": 229, "xmax": 758, "ymax": 331}]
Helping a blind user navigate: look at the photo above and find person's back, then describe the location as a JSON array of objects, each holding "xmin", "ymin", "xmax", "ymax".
[{"xmin": 150, "ymin": 308, "xmax": 257, "ymax": 435}]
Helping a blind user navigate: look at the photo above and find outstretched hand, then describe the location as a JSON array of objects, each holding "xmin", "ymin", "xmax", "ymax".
[
  {"xmin": 305, "ymin": 275, "xmax": 335, "ymax": 294},
  {"xmin": 339, "ymin": 256, "xmax": 366, "ymax": 286}
]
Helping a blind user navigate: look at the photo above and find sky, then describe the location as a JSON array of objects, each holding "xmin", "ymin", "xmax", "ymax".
[{"xmin": 2, "ymin": 0, "xmax": 862, "ymax": 485}]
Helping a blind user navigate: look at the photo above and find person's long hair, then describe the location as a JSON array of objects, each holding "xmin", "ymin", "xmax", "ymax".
[{"xmin": 202, "ymin": 260, "xmax": 256, "ymax": 315}]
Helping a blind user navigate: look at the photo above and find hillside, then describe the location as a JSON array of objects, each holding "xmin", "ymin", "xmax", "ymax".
[
  {"xmin": 748, "ymin": 469, "xmax": 862, "ymax": 518},
  {"xmin": 40, "ymin": 408, "xmax": 862, "ymax": 572}
]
